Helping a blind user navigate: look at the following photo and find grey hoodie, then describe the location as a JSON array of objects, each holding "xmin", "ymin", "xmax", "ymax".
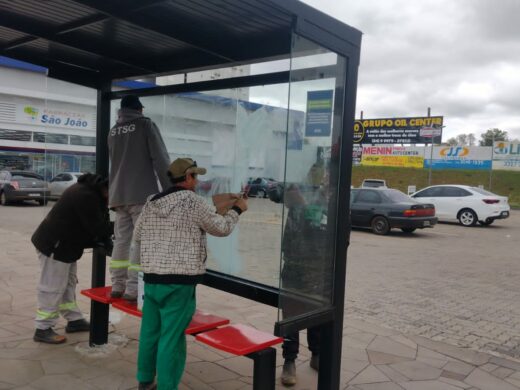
[{"xmin": 108, "ymin": 108, "xmax": 170, "ymax": 208}]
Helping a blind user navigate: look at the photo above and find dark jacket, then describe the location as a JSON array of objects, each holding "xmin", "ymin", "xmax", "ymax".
[{"xmin": 31, "ymin": 175, "xmax": 111, "ymax": 263}]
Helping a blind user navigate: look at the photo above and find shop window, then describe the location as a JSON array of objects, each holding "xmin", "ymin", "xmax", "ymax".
[{"xmin": 0, "ymin": 129, "xmax": 31, "ymax": 141}]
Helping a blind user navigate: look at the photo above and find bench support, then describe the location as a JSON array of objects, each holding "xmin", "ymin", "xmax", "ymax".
[
  {"xmin": 247, "ymin": 347, "xmax": 276, "ymax": 390},
  {"xmin": 89, "ymin": 301, "xmax": 109, "ymax": 346},
  {"xmin": 89, "ymin": 247, "xmax": 109, "ymax": 346}
]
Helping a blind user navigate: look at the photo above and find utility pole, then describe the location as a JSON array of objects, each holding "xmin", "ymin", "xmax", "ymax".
[
  {"xmin": 489, "ymin": 132, "xmax": 494, "ymax": 190},
  {"xmin": 427, "ymin": 107, "xmax": 433, "ymax": 186}
]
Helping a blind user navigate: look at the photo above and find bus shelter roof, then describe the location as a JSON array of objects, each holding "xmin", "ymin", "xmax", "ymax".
[{"xmin": 0, "ymin": 0, "xmax": 361, "ymax": 88}]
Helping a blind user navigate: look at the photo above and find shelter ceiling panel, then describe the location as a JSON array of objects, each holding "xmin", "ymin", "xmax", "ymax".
[{"xmin": 1, "ymin": 0, "xmax": 98, "ymax": 27}]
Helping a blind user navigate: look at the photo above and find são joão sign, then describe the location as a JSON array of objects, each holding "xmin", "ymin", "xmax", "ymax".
[{"xmin": 354, "ymin": 116, "xmax": 444, "ymax": 144}]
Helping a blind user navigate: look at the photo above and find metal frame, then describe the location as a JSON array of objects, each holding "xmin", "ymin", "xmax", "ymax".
[{"xmin": 94, "ymin": 44, "xmax": 357, "ymax": 390}]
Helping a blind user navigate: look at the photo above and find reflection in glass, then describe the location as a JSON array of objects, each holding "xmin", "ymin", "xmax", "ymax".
[
  {"xmin": 278, "ymin": 34, "xmax": 347, "ymax": 323},
  {"xmin": 115, "ymin": 86, "xmax": 295, "ymax": 286}
]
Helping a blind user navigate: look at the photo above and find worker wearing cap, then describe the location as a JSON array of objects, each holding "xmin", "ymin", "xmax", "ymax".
[
  {"xmin": 133, "ymin": 157, "xmax": 247, "ymax": 390},
  {"xmin": 108, "ymin": 95, "xmax": 171, "ymax": 300}
]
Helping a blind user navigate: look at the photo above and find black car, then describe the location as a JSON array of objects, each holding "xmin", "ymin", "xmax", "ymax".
[
  {"xmin": 244, "ymin": 177, "xmax": 278, "ymax": 198},
  {"xmin": 0, "ymin": 170, "xmax": 50, "ymax": 206},
  {"xmin": 350, "ymin": 188, "xmax": 437, "ymax": 235}
]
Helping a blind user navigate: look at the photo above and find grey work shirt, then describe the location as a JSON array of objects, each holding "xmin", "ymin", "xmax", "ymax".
[{"xmin": 108, "ymin": 108, "xmax": 171, "ymax": 208}]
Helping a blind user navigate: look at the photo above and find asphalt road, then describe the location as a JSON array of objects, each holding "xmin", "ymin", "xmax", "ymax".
[{"xmin": 1, "ymin": 199, "xmax": 519, "ymax": 359}]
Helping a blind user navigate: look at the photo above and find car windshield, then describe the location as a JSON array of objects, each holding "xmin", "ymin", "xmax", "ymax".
[
  {"xmin": 384, "ymin": 189, "xmax": 414, "ymax": 203},
  {"xmin": 363, "ymin": 181, "xmax": 384, "ymax": 188},
  {"xmin": 11, "ymin": 172, "xmax": 43, "ymax": 180},
  {"xmin": 471, "ymin": 187, "xmax": 495, "ymax": 196}
]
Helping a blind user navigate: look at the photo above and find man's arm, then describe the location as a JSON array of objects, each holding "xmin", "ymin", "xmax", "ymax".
[
  {"xmin": 147, "ymin": 120, "xmax": 171, "ymax": 190},
  {"xmin": 198, "ymin": 198, "xmax": 242, "ymax": 237}
]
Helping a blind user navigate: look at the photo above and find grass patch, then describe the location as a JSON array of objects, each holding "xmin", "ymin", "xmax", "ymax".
[{"xmin": 351, "ymin": 166, "xmax": 520, "ymax": 208}]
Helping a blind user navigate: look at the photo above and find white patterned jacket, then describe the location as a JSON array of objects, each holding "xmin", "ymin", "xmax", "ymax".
[{"xmin": 132, "ymin": 187, "xmax": 241, "ymax": 284}]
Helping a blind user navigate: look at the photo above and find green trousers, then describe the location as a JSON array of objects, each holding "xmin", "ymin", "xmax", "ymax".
[{"xmin": 137, "ymin": 283, "xmax": 196, "ymax": 390}]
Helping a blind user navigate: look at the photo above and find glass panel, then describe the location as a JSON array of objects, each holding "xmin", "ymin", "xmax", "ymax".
[
  {"xmin": 278, "ymin": 34, "xmax": 347, "ymax": 322},
  {"xmin": 111, "ymin": 86, "xmax": 290, "ymax": 286}
]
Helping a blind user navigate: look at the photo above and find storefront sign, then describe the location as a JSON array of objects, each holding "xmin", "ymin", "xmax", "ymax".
[
  {"xmin": 354, "ymin": 116, "xmax": 444, "ymax": 144},
  {"xmin": 17, "ymin": 104, "xmax": 94, "ymax": 130},
  {"xmin": 305, "ymin": 90, "xmax": 333, "ymax": 137}
]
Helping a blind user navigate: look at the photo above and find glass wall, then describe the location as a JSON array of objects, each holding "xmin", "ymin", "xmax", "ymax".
[
  {"xmin": 277, "ymin": 34, "xmax": 346, "ymax": 322},
  {"xmin": 111, "ymin": 83, "xmax": 293, "ymax": 287}
]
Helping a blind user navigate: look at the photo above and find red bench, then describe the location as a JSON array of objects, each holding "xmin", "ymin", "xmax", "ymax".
[
  {"xmin": 81, "ymin": 286, "xmax": 282, "ymax": 389},
  {"xmin": 81, "ymin": 286, "xmax": 230, "ymax": 335}
]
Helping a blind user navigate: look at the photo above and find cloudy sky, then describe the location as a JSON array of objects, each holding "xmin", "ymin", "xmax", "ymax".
[{"xmin": 300, "ymin": 0, "xmax": 520, "ymax": 142}]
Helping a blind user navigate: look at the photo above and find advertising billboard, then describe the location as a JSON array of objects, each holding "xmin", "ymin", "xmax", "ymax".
[
  {"xmin": 354, "ymin": 116, "xmax": 444, "ymax": 144},
  {"xmin": 305, "ymin": 90, "xmax": 333, "ymax": 137},
  {"xmin": 424, "ymin": 146, "xmax": 492, "ymax": 170},
  {"xmin": 361, "ymin": 145, "xmax": 424, "ymax": 168},
  {"xmin": 492, "ymin": 141, "xmax": 520, "ymax": 170}
]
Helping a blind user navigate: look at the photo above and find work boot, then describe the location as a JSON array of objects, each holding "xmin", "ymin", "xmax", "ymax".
[
  {"xmin": 33, "ymin": 328, "xmax": 67, "ymax": 344},
  {"xmin": 310, "ymin": 354, "xmax": 319, "ymax": 371},
  {"xmin": 138, "ymin": 382, "xmax": 156, "ymax": 390},
  {"xmin": 110, "ymin": 289, "xmax": 124, "ymax": 298},
  {"xmin": 65, "ymin": 319, "xmax": 90, "ymax": 333},
  {"xmin": 281, "ymin": 360, "xmax": 297, "ymax": 386}
]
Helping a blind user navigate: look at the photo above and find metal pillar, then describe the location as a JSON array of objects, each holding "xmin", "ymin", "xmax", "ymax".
[
  {"xmin": 248, "ymin": 347, "xmax": 277, "ymax": 390},
  {"xmin": 89, "ymin": 82, "xmax": 111, "ymax": 346}
]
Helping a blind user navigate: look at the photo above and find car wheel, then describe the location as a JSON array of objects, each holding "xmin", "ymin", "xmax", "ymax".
[
  {"xmin": 458, "ymin": 209, "xmax": 477, "ymax": 227},
  {"xmin": 257, "ymin": 189, "xmax": 266, "ymax": 198},
  {"xmin": 401, "ymin": 227, "xmax": 416, "ymax": 233},
  {"xmin": 0, "ymin": 191, "xmax": 8, "ymax": 206},
  {"xmin": 371, "ymin": 216, "xmax": 390, "ymax": 235},
  {"xmin": 38, "ymin": 199, "xmax": 48, "ymax": 206},
  {"xmin": 480, "ymin": 218, "xmax": 494, "ymax": 226}
]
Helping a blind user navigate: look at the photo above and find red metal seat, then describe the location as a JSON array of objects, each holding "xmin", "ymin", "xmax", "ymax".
[
  {"xmin": 80, "ymin": 286, "xmax": 120, "ymax": 304},
  {"xmin": 195, "ymin": 324, "xmax": 283, "ymax": 355},
  {"xmin": 111, "ymin": 300, "xmax": 229, "ymax": 335},
  {"xmin": 112, "ymin": 299, "xmax": 142, "ymax": 317}
]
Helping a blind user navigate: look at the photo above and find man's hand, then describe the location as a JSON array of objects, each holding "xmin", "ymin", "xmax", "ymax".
[{"xmin": 234, "ymin": 197, "xmax": 248, "ymax": 213}]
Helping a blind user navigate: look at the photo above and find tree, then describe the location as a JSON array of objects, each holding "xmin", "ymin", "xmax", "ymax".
[
  {"xmin": 479, "ymin": 128, "xmax": 509, "ymax": 146},
  {"xmin": 446, "ymin": 137, "xmax": 458, "ymax": 146},
  {"xmin": 445, "ymin": 133, "xmax": 476, "ymax": 146},
  {"xmin": 467, "ymin": 133, "xmax": 476, "ymax": 146}
]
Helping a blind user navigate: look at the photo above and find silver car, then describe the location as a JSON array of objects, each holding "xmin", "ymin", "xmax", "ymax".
[
  {"xmin": 48, "ymin": 172, "xmax": 84, "ymax": 199},
  {"xmin": 0, "ymin": 170, "xmax": 51, "ymax": 206}
]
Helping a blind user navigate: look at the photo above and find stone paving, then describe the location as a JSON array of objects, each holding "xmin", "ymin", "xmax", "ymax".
[
  {"xmin": 345, "ymin": 211, "xmax": 520, "ymax": 360},
  {"xmin": 1, "ymin": 203, "xmax": 520, "ymax": 389}
]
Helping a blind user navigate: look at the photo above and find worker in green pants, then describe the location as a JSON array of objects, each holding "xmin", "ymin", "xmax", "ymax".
[
  {"xmin": 137, "ymin": 284, "xmax": 195, "ymax": 389},
  {"xmin": 132, "ymin": 158, "xmax": 247, "ymax": 390}
]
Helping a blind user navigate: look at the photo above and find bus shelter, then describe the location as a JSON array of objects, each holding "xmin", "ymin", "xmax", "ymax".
[{"xmin": 0, "ymin": 1, "xmax": 361, "ymax": 388}]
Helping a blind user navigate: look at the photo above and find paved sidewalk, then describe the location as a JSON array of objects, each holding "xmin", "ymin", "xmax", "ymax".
[{"xmin": 2, "ymin": 226, "xmax": 520, "ymax": 389}]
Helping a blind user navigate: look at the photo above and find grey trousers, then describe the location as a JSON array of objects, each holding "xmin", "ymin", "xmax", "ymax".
[
  {"xmin": 110, "ymin": 204, "xmax": 143, "ymax": 295},
  {"xmin": 35, "ymin": 252, "xmax": 84, "ymax": 330}
]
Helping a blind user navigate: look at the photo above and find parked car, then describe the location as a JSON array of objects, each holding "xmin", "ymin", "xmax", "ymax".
[
  {"xmin": 0, "ymin": 170, "xmax": 50, "ymax": 206},
  {"xmin": 361, "ymin": 179, "xmax": 387, "ymax": 188},
  {"xmin": 244, "ymin": 177, "xmax": 278, "ymax": 198},
  {"xmin": 350, "ymin": 188, "xmax": 437, "ymax": 235},
  {"xmin": 48, "ymin": 172, "xmax": 84, "ymax": 199},
  {"xmin": 411, "ymin": 185, "xmax": 510, "ymax": 226}
]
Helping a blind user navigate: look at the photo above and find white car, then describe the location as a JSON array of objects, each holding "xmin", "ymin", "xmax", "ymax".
[
  {"xmin": 48, "ymin": 172, "xmax": 84, "ymax": 199},
  {"xmin": 411, "ymin": 185, "xmax": 510, "ymax": 226}
]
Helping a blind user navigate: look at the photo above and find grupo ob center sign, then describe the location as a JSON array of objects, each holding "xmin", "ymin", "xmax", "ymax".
[{"xmin": 354, "ymin": 116, "xmax": 444, "ymax": 144}]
